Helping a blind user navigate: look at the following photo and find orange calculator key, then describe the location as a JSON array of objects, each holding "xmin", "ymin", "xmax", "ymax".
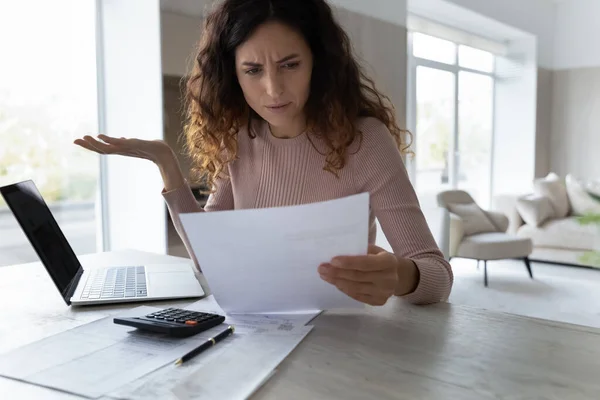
[{"xmin": 185, "ymin": 320, "xmax": 198, "ymax": 326}]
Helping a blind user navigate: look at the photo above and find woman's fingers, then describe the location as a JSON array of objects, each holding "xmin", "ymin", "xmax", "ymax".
[
  {"xmin": 97, "ymin": 134, "xmax": 129, "ymax": 145},
  {"xmin": 344, "ymin": 291, "xmax": 377, "ymax": 305},
  {"xmin": 74, "ymin": 138, "xmax": 106, "ymax": 154},
  {"xmin": 322, "ymin": 275, "xmax": 376, "ymax": 296},
  {"xmin": 334, "ymin": 286, "xmax": 387, "ymax": 306},
  {"xmin": 321, "ymin": 271, "xmax": 389, "ymax": 305},
  {"xmin": 319, "ymin": 264, "xmax": 378, "ymax": 283},
  {"xmin": 96, "ymin": 135, "xmax": 149, "ymax": 154},
  {"xmin": 74, "ymin": 134, "xmax": 169, "ymax": 163},
  {"xmin": 74, "ymin": 135, "xmax": 119, "ymax": 154}
]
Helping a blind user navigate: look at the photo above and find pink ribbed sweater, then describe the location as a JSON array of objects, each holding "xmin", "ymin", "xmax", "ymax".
[{"xmin": 163, "ymin": 117, "xmax": 453, "ymax": 305}]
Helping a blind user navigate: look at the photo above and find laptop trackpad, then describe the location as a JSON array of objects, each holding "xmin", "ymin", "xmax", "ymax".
[{"xmin": 145, "ymin": 264, "xmax": 204, "ymax": 297}]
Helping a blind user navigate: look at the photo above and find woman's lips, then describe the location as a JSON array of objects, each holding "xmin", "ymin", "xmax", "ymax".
[{"xmin": 266, "ymin": 103, "xmax": 291, "ymax": 113}]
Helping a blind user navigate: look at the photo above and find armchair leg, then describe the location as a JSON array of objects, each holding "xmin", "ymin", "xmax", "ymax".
[
  {"xmin": 484, "ymin": 260, "xmax": 488, "ymax": 287},
  {"xmin": 523, "ymin": 257, "xmax": 533, "ymax": 279}
]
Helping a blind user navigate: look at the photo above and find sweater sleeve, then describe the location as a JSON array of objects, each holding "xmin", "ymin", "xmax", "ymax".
[
  {"xmin": 162, "ymin": 176, "xmax": 234, "ymax": 269},
  {"xmin": 351, "ymin": 118, "xmax": 453, "ymax": 304}
]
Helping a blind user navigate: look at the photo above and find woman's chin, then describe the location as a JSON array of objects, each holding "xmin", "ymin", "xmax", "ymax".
[{"xmin": 262, "ymin": 115, "xmax": 294, "ymax": 129}]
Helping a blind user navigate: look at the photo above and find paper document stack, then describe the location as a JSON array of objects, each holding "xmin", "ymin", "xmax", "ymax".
[
  {"xmin": 108, "ymin": 296, "xmax": 318, "ymax": 400},
  {"xmin": 0, "ymin": 297, "xmax": 317, "ymax": 400}
]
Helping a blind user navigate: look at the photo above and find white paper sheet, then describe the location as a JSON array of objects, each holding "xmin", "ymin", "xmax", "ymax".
[
  {"xmin": 179, "ymin": 193, "xmax": 369, "ymax": 314},
  {"xmin": 185, "ymin": 296, "xmax": 322, "ymax": 333},
  {"xmin": 0, "ymin": 306, "xmax": 239, "ymax": 399},
  {"xmin": 107, "ymin": 326, "xmax": 313, "ymax": 400}
]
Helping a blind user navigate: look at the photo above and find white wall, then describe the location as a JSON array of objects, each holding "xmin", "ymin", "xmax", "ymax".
[
  {"xmin": 551, "ymin": 68, "xmax": 600, "ymax": 181},
  {"xmin": 549, "ymin": 0, "xmax": 600, "ymax": 181},
  {"xmin": 161, "ymin": 11, "xmax": 202, "ymax": 76},
  {"xmin": 444, "ymin": 0, "xmax": 556, "ymax": 69},
  {"xmin": 327, "ymin": 0, "xmax": 407, "ymax": 27},
  {"xmin": 493, "ymin": 36, "xmax": 538, "ymax": 195},
  {"xmin": 160, "ymin": 1, "xmax": 409, "ymax": 78},
  {"xmin": 554, "ymin": 0, "xmax": 600, "ymax": 70}
]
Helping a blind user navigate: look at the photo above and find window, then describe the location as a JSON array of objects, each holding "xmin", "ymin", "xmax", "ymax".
[
  {"xmin": 0, "ymin": 0, "xmax": 99, "ymax": 267},
  {"xmin": 459, "ymin": 45, "xmax": 495, "ymax": 73},
  {"xmin": 408, "ymin": 31, "xmax": 497, "ymax": 231},
  {"xmin": 412, "ymin": 33, "xmax": 457, "ymax": 65}
]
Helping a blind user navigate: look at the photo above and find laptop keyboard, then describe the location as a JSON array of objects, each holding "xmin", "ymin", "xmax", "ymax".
[{"xmin": 81, "ymin": 266, "xmax": 147, "ymax": 299}]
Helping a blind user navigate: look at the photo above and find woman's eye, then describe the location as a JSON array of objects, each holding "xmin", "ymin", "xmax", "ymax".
[
  {"xmin": 245, "ymin": 68, "xmax": 261, "ymax": 75},
  {"xmin": 282, "ymin": 62, "xmax": 300, "ymax": 69}
]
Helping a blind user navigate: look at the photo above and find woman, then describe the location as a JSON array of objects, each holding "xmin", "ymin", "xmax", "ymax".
[{"xmin": 75, "ymin": 0, "xmax": 453, "ymax": 306}]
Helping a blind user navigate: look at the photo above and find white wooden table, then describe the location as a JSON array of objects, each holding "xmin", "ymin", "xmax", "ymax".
[{"xmin": 1, "ymin": 250, "xmax": 599, "ymax": 400}]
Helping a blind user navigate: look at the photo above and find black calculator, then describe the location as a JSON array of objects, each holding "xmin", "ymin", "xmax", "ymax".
[{"xmin": 114, "ymin": 307, "xmax": 226, "ymax": 338}]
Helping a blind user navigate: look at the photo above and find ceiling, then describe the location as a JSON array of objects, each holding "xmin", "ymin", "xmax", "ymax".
[
  {"xmin": 160, "ymin": 0, "xmax": 571, "ymax": 19},
  {"xmin": 160, "ymin": 0, "xmax": 214, "ymax": 17}
]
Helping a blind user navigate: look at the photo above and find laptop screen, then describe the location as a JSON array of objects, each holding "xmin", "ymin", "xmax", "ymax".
[{"xmin": 0, "ymin": 180, "xmax": 82, "ymax": 302}]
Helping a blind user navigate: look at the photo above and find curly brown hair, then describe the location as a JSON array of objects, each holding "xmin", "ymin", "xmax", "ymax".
[{"xmin": 184, "ymin": 0, "xmax": 411, "ymax": 190}]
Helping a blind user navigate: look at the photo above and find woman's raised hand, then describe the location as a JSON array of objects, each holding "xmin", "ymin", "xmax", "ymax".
[{"xmin": 73, "ymin": 134, "xmax": 173, "ymax": 165}]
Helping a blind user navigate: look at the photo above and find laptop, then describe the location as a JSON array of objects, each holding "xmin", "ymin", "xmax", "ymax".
[{"xmin": 0, "ymin": 180, "xmax": 205, "ymax": 306}]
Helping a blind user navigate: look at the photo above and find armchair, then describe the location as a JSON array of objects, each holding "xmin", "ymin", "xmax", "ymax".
[{"xmin": 437, "ymin": 190, "xmax": 533, "ymax": 287}]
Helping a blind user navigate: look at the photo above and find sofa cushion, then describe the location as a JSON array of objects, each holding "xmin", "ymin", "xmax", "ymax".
[
  {"xmin": 517, "ymin": 217, "xmax": 599, "ymax": 251},
  {"xmin": 587, "ymin": 181, "xmax": 600, "ymax": 197},
  {"xmin": 516, "ymin": 195, "xmax": 555, "ymax": 227},
  {"xmin": 565, "ymin": 174, "xmax": 600, "ymax": 216},
  {"xmin": 457, "ymin": 232, "xmax": 532, "ymax": 260},
  {"xmin": 533, "ymin": 173, "xmax": 570, "ymax": 218},
  {"xmin": 447, "ymin": 202, "xmax": 498, "ymax": 236}
]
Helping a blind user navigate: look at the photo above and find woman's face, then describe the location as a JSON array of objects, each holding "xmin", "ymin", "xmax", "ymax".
[{"xmin": 235, "ymin": 21, "xmax": 313, "ymax": 136}]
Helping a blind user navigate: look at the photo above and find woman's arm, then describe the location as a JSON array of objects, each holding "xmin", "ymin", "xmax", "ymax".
[
  {"xmin": 350, "ymin": 118, "xmax": 453, "ymax": 304},
  {"xmin": 160, "ymin": 150, "xmax": 234, "ymax": 269},
  {"xmin": 156, "ymin": 147, "xmax": 187, "ymax": 193}
]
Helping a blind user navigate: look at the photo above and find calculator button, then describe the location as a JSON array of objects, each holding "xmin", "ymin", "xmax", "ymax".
[
  {"xmin": 185, "ymin": 320, "xmax": 198, "ymax": 326},
  {"xmin": 175, "ymin": 319, "xmax": 187, "ymax": 323}
]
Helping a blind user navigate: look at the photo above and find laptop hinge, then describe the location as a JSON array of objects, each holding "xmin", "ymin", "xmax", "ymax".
[{"xmin": 63, "ymin": 267, "xmax": 84, "ymax": 306}]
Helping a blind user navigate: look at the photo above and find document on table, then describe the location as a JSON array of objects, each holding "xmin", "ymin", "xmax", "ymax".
[
  {"xmin": 0, "ymin": 306, "xmax": 243, "ymax": 399},
  {"xmin": 179, "ymin": 193, "xmax": 369, "ymax": 314},
  {"xmin": 107, "ymin": 326, "xmax": 313, "ymax": 400},
  {"xmin": 185, "ymin": 296, "xmax": 322, "ymax": 334},
  {"xmin": 107, "ymin": 296, "xmax": 316, "ymax": 400}
]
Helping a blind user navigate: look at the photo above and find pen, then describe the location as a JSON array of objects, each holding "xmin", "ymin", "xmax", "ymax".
[{"xmin": 175, "ymin": 325, "xmax": 235, "ymax": 365}]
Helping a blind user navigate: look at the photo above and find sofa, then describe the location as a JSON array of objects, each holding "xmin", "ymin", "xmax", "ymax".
[{"xmin": 493, "ymin": 173, "xmax": 600, "ymax": 269}]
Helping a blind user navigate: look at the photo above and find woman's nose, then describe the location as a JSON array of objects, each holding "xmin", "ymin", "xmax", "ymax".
[{"xmin": 264, "ymin": 72, "xmax": 284, "ymax": 98}]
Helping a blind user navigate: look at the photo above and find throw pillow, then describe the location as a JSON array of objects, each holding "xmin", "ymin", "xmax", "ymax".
[
  {"xmin": 447, "ymin": 202, "xmax": 498, "ymax": 236},
  {"xmin": 533, "ymin": 172, "xmax": 570, "ymax": 218},
  {"xmin": 586, "ymin": 181, "xmax": 600, "ymax": 198},
  {"xmin": 565, "ymin": 174, "xmax": 600, "ymax": 216},
  {"xmin": 516, "ymin": 195, "xmax": 555, "ymax": 227}
]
